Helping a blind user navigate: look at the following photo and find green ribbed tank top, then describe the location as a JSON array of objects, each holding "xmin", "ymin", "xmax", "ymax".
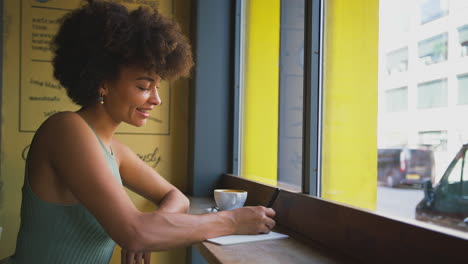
[{"xmin": 9, "ymin": 123, "xmax": 122, "ymax": 264}]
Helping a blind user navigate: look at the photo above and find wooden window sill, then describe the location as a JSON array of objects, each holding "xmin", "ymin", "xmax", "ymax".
[{"xmin": 189, "ymin": 174, "xmax": 467, "ymax": 263}]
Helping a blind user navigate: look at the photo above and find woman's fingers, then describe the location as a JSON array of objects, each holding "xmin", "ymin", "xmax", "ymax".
[
  {"xmin": 121, "ymin": 249, "xmax": 126, "ymax": 264},
  {"xmin": 121, "ymin": 249, "xmax": 151, "ymax": 264},
  {"xmin": 230, "ymin": 206, "xmax": 277, "ymax": 235},
  {"xmin": 121, "ymin": 248, "xmax": 151, "ymax": 264},
  {"xmin": 265, "ymin": 217, "xmax": 276, "ymax": 230},
  {"xmin": 126, "ymin": 251, "xmax": 135, "ymax": 264},
  {"xmin": 135, "ymin": 252, "xmax": 143, "ymax": 264},
  {"xmin": 144, "ymin": 252, "xmax": 151, "ymax": 264},
  {"xmin": 264, "ymin": 207, "xmax": 276, "ymax": 217}
]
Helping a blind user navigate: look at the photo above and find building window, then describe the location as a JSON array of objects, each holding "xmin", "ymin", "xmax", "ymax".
[
  {"xmin": 418, "ymin": 130, "xmax": 448, "ymax": 151},
  {"xmin": 418, "ymin": 33, "xmax": 448, "ymax": 65},
  {"xmin": 457, "ymin": 24, "xmax": 468, "ymax": 57},
  {"xmin": 385, "ymin": 87, "xmax": 408, "ymax": 112},
  {"xmin": 420, "ymin": 0, "xmax": 449, "ymax": 24},
  {"xmin": 457, "ymin": 74, "xmax": 468, "ymax": 105},
  {"xmin": 385, "ymin": 48, "xmax": 408, "ymax": 75},
  {"xmin": 417, "ymin": 79, "xmax": 448, "ymax": 109}
]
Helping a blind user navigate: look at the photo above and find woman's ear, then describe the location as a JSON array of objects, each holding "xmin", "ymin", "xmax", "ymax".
[{"xmin": 99, "ymin": 81, "xmax": 109, "ymax": 96}]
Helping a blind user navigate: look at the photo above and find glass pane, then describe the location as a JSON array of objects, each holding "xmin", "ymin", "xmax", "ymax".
[
  {"xmin": 420, "ymin": 0, "xmax": 449, "ymax": 24},
  {"xmin": 385, "ymin": 87, "xmax": 408, "ymax": 112},
  {"xmin": 463, "ymin": 152, "xmax": 468, "ymax": 196},
  {"xmin": 321, "ymin": 0, "xmax": 379, "ymax": 210},
  {"xmin": 386, "ymin": 48, "xmax": 408, "ymax": 75},
  {"xmin": 378, "ymin": 0, "xmax": 468, "ymax": 232},
  {"xmin": 447, "ymin": 154, "xmax": 463, "ymax": 184},
  {"xmin": 457, "ymin": 74, "xmax": 468, "ymax": 105},
  {"xmin": 240, "ymin": 0, "xmax": 280, "ymax": 185},
  {"xmin": 457, "ymin": 24, "xmax": 468, "ymax": 57},
  {"xmin": 239, "ymin": 0, "xmax": 304, "ymax": 191},
  {"xmin": 418, "ymin": 130, "xmax": 447, "ymax": 151},
  {"xmin": 417, "ymin": 79, "xmax": 447, "ymax": 109},
  {"xmin": 418, "ymin": 33, "xmax": 448, "ymax": 65},
  {"xmin": 277, "ymin": 0, "xmax": 304, "ymax": 190}
]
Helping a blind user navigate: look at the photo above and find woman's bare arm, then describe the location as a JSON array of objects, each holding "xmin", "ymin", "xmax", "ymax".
[
  {"xmin": 42, "ymin": 112, "xmax": 275, "ymax": 252},
  {"xmin": 113, "ymin": 140, "xmax": 189, "ymax": 213}
]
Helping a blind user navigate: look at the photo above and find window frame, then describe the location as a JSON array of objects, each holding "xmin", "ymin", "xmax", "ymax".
[
  {"xmin": 302, "ymin": 0, "xmax": 323, "ymax": 196},
  {"xmin": 189, "ymin": 0, "xmax": 468, "ymax": 262}
]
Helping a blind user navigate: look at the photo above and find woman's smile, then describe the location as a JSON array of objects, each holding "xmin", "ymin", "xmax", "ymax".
[{"xmin": 136, "ymin": 107, "xmax": 153, "ymax": 118}]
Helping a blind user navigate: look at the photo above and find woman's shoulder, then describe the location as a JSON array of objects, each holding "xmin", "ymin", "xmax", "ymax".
[
  {"xmin": 45, "ymin": 111, "xmax": 82, "ymax": 124},
  {"xmin": 28, "ymin": 112, "xmax": 92, "ymax": 173},
  {"xmin": 38, "ymin": 111, "xmax": 85, "ymax": 132},
  {"xmin": 33, "ymin": 111, "xmax": 90, "ymax": 147}
]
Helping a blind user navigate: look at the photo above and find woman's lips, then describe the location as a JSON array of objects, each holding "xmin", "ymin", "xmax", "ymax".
[{"xmin": 136, "ymin": 108, "xmax": 151, "ymax": 118}]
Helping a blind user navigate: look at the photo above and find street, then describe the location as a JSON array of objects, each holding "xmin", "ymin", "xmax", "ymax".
[{"xmin": 376, "ymin": 186, "xmax": 424, "ymax": 219}]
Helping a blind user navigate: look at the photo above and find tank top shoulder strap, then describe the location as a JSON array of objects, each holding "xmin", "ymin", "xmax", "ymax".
[
  {"xmin": 77, "ymin": 116, "xmax": 114, "ymax": 158},
  {"xmin": 74, "ymin": 113, "xmax": 122, "ymax": 184}
]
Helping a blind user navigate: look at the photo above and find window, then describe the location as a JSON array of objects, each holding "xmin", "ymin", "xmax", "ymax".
[
  {"xmin": 378, "ymin": 0, "xmax": 468, "ymax": 233},
  {"xmin": 457, "ymin": 74, "xmax": 468, "ymax": 105},
  {"xmin": 278, "ymin": 0, "xmax": 305, "ymax": 189},
  {"xmin": 447, "ymin": 153, "xmax": 463, "ymax": 184},
  {"xmin": 238, "ymin": 0, "xmax": 281, "ymax": 187},
  {"xmin": 417, "ymin": 79, "xmax": 448, "ymax": 109},
  {"xmin": 192, "ymin": 3, "xmax": 468, "ymax": 262},
  {"xmin": 420, "ymin": 0, "xmax": 449, "ymax": 24},
  {"xmin": 457, "ymin": 25, "xmax": 468, "ymax": 57},
  {"xmin": 418, "ymin": 130, "xmax": 448, "ymax": 151},
  {"xmin": 386, "ymin": 48, "xmax": 408, "ymax": 75},
  {"xmin": 418, "ymin": 33, "xmax": 448, "ymax": 65},
  {"xmin": 463, "ymin": 153, "xmax": 468, "ymax": 196},
  {"xmin": 238, "ymin": 0, "xmax": 314, "ymax": 192},
  {"xmin": 236, "ymin": 0, "xmax": 468, "ymax": 237},
  {"xmin": 385, "ymin": 87, "xmax": 407, "ymax": 112}
]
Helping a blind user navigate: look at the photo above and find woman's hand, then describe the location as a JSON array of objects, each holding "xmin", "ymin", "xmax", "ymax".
[
  {"xmin": 228, "ymin": 206, "xmax": 276, "ymax": 235},
  {"xmin": 121, "ymin": 248, "xmax": 151, "ymax": 264}
]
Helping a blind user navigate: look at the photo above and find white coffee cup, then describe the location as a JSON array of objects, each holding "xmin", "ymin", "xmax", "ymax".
[{"xmin": 214, "ymin": 189, "xmax": 247, "ymax": 211}]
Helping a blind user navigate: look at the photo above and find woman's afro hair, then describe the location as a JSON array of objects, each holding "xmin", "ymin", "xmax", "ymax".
[{"xmin": 52, "ymin": 0, "xmax": 193, "ymax": 106}]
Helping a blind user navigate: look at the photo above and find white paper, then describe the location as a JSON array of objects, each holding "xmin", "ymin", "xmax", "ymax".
[{"xmin": 206, "ymin": 231, "xmax": 289, "ymax": 245}]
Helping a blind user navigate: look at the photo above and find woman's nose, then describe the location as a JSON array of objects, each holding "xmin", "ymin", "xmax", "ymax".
[{"xmin": 149, "ymin": 87, "xmax": 162, "ymax": 105}]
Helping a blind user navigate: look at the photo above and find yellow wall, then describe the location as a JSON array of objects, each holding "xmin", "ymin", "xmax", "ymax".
[
  {"xmin": 0, "ymin": 0, "xmax": 191, "ymax": 263},
  {"xmin": 241, "ymin": 0, "xmax": 280, "ymax": 185},
  {"xmin": 321, "ymin": 0, "xmax": 379, "ymax": 210}
]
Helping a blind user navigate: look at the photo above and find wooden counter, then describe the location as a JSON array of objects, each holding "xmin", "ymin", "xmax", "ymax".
[
  {"xmin": 194, "ymin": 237, "xmax": 345, "ymax": 264},
  {"xmin": 189, "ymin": 197, "xmax": 353, "ymax": 264}
]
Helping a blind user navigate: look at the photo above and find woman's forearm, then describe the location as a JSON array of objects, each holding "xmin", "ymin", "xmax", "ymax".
[
  {"xmin": 157, "ymin": 189, "xmax": 190, "ymax": 213},
  {"xmin": 128, "ymin": 210, "xmax": 235, "ymax": 252},
  {"xmin": 118, "ymin": 206, "xmax": 275, "ymax": 252}
]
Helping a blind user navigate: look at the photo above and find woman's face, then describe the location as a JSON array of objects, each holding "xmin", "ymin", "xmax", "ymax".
[{"xmin": 102, "ymin": 65, "xmax": 162, "ymax": 127}]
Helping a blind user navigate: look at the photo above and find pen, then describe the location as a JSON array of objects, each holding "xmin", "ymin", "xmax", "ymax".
[{"xmin": 266, "ymin": 188, "xmax": 281, "ymax": 208}]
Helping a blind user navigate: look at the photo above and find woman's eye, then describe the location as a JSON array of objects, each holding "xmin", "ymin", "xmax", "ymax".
[{"xmin": 137, "ymin": 86, "xmax": 150, "ymax": 91}]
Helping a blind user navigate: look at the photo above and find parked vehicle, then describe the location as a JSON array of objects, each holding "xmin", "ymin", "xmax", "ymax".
[
  {"xmin": 416, "ymin": 144, "xmax": 468, "ymax": 232},
  {"xmin": 378, "ymin": 148, "xmax": 435, "ymax": 188}
]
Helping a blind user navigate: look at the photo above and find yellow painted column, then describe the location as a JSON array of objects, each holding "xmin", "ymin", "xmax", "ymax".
[
  {"xmin": 241, "ymin": 0, "xmax": 280, "ymax": 185},
  {"xmin": 321, "ymin": 0, "xmax": 379, "ymax": 210}
]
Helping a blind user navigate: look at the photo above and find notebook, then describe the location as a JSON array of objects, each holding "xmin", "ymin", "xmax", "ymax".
[{"xmin": 206, "ymin": 231, "xmax": 289, "ymax": 245}]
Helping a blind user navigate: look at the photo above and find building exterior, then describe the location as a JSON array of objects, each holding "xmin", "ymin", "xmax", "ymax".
[{"xmin": 378, "ymin": 0, "xmax": 468, "ymax": 181}]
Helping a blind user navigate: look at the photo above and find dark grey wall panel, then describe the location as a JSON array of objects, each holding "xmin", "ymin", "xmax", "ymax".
[{"xmin": 189, "ymin": 0, "xmax": 233, "ymax": 197}]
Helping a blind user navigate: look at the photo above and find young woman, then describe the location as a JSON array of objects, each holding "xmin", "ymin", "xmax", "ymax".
[{"xmin": 6, "ymin": 1, "xmax": 275, "ymax": 263}]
